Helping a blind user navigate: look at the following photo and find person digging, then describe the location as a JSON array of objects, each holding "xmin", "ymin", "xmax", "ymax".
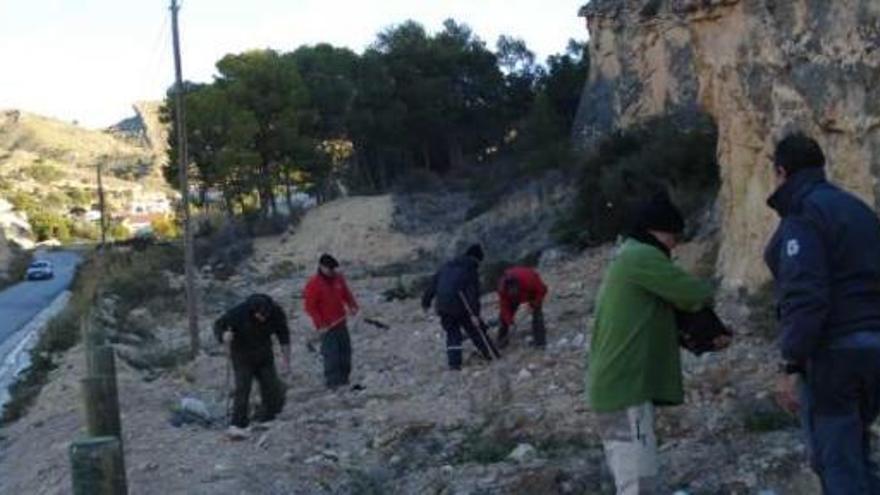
[
  {"xmin": 496, "ymin": 266, "xmax": 548, "ymax": 349},
  {"xmin": 422, "ymin": 243, "xmax": 500, "ymax": 370},
  {"xmin": 213, "ymin": 294, "xmax": 290, "ymax": 435},
  {"xmin": 303, "ymin": 254, "xmax": 360, "ymax": 390}
]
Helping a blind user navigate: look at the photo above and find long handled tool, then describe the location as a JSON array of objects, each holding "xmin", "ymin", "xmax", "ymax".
[
  {"xmin": 306, "ymin": 315, "xmax": 348, "ymax": 353},
  {"xmin": 458, "ymin": 291, "xmax": 501, "ymax": 360},
  {"xmin": 224, "ymin": 342, "xmax": 232, "ymax": 427}
]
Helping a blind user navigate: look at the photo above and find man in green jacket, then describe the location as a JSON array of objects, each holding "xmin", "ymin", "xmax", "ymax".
[{"xmin": 587, "ymin": 192, "xmax": 727, "ymax": 494}]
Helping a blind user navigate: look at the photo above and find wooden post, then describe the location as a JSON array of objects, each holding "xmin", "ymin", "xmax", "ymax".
[
  {"xmin": 86, "ymin": 344, "xmax": 117, "ymax": 379},
  {"xmin": 170, "ymin": 0, "xmax": 200, "ymax": 359},
  {"xmin": 69, "ymin": 436, "xmax": 127, "ymax": 495},
  {"xmin": 81, "ymin": 377, "xmax": 121, "ymax": 439}
]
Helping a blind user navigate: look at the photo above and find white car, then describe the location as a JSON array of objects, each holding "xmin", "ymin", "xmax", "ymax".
[{"xmin": 26, "ymin": 260, "xmax": 54, "ymax": 281}]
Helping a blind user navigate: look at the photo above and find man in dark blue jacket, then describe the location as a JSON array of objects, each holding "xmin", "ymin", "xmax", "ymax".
[
  {"xmin": 765, "ymin": 133, "xmax": 880, "ymax": 494},
  {"xmin": 422, "ymin": 244, "xmax": 500, "ymax": 369}
]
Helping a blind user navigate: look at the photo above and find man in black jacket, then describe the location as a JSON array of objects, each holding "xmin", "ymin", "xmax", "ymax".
[
  {"xmin": 214, "ymin": 294, "xmax": 291, "ymax": 428},
  {"xmin": 765, "ymin": 134, "xmax": 880, "ymax": 494},
  {"xmin": 422, "ymin": 244, "xmax": 500, "ymax": 370}
]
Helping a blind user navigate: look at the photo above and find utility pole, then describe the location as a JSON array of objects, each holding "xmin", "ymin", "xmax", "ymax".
[
  {"xmin": 96, "ymin": 160, "xmax": 107, "ymax": 246},
  {"xmin": 171, "ymin": 0, "xmax": 199, "ymax": 358}
]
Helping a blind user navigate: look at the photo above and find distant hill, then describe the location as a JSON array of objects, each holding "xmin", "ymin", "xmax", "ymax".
[
  {"xmin": 0, "ymin": 107, "xmax": 168, "ymax": 185},
  {"xmin": 0, "ymin": 107, "xmax": 172, "ymax": 243},
  {"xmin": 108, "ymin": 101, "xmax": 170, "ymax": 178}
]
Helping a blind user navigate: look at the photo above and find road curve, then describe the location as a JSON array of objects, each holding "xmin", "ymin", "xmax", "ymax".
[{"xmin": 0, "ymin": 251, "xmax": 81, "ymax": 346}]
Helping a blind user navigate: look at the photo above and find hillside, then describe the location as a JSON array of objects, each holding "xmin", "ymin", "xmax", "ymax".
[
  {"xmin": 0, "ymin": 108, "xmax": 172, "ymax": 242},
  {"xmin": 0, "ymin": 192, "xmax": 822, "ymax": 494},
  {"xmin": 0, "ymin": 109, "xmax": 166, "ymax": 186}
]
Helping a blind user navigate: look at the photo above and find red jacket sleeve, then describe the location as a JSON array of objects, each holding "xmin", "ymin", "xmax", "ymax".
[{"xmin": 303, "ymin": 279, "xmax": 324, "ymax": 329}]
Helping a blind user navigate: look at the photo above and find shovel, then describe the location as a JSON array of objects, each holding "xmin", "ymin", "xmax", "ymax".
[{"xmin": 458, "ymin": 291, "xmax": 501, "ymax": 360}]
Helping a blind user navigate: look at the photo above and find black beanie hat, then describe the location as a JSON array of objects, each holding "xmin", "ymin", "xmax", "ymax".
[
  {"xmin": 319, "ymin": 253, "xmax": 339, "ymax": 269},
  {"xmin": 246, "ymin": 293, "xmax": 273, "ymax": 316},
  {"xmin": 635, "ymin": 192, "xmax": 685, "ymax": 234},
  {"xmin": 465, "ymin": 243, "xmax": 485, "ymax": 262}
]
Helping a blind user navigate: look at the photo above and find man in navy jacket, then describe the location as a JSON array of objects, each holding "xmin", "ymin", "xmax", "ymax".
[
  {"xmin": 422, "ymin": 244, "xmax": 500, "ymax": 369},
  {"xmin": 765, "ymin": 133, "xmax": 880, "ymax": 494}
]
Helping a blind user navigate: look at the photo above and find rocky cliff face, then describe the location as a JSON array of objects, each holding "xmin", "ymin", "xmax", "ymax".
[
  {"xmin": 132, "ymin": 101, "xmax": 169, "ymax": 171},
  {"xmin": 574, "ymin": 0, "xmax": 880, "ymax": 289}
]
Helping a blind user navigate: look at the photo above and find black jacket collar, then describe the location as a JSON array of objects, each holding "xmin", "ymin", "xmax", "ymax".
[{"xmin": 767, "ymin": 168, "xmax": 827, "ymax": 217}]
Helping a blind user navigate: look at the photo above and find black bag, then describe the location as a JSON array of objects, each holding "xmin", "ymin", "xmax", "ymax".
[{"xmin": 676, "ymin": 307, "xmax": 732, "ymax": 356}]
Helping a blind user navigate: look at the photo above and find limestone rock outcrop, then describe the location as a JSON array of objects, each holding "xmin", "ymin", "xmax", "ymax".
[{"xmin": 574, "ymin": 0, "xmax": 880, "ymax": 288}]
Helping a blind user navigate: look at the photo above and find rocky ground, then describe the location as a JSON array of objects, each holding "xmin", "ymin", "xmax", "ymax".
[{"xmin": 0, "ymin": 196, "xmax": 827, "ymax": 494}]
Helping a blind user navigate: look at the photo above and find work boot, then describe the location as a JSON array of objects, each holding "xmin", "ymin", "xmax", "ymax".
[{"xmin": 226, "ymin": 426, "xmax": 250, "ymax": 440}]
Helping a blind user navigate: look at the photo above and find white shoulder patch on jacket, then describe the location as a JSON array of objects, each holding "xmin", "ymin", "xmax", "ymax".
[{"xmin": 786, "ymin": 239, "xmax": 800, "ymax": 257}]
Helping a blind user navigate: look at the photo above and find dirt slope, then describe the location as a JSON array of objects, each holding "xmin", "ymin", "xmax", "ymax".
[{"xmin": 0, "ymin": 227, "xmax": 821, "ymax": 493}]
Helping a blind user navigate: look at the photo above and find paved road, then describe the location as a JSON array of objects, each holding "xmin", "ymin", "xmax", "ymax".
[{"xmin": 0, "ymin": 251, "xmax": 81, "ymax": 345}]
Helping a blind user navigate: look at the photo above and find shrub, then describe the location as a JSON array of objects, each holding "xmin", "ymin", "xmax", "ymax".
[
  {"xmin": 104, "ymin": 245, "xmax": 184, "ymax": 314},
  {"xmin": 28, "ymin": 209, "xmax": 72, "ymax": 243},
  {"xmin": 243, "ymin": 212, "xmax": 293, "ymax": 237},
  {"xmin": 70, "ymin": 221, "xmax": 100, "ymax": 241},
  {"xmin": 65, "ymin": 188, "xmax": 93, "ymax": 208},
  {"xmin": 107, "ymin": 222, "xmax": 130, "ymax": 241},
  {"xmin": 195, "ymin": 218, "xmax": 253, "ymax": 278},
  {"xmin": 151, "ymin": 216, "xmax": 180, "ymax": 239},
  {"xmin": 555, "ymin": 113, "xmax": 720, "ymax": 247},
  {"xmin": 25, "ymin": 163, "xmax": 66, "ymax": 183}
]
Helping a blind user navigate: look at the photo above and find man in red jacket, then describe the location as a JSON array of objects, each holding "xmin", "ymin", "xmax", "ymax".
[
  {"xmin": 497, "ymin": 266, "xmax": 548, "ymax": 349},
  {"xmin": 304, "ymin": 254, "xmax": 359, "ymax": 389}
]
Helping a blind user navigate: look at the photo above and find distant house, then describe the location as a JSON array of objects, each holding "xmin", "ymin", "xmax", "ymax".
[
  {"xmin": 69, "ymin": 206, "xmax": 103, "ymax": 223},
  {"xmin": 128, "ymin": 191, "xmax": 172, "ymax": 216},
  {"xmin": 121, "ymin": 212, "xmax": 167, "ymax": 236}
]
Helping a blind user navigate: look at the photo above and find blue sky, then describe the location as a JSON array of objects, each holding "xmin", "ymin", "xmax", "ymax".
[{"xmin": 0, "ymin": 0, "xmax": 588, "ymax": 129}]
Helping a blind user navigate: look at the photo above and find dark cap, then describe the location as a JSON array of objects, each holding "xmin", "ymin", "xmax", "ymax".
[
  {"xmin": 319, "ymin": 254, "xmax": 339, "ymax": 269},
  {"xmin": 634, "ymin": 191, "xmax": 685, "ymax": 234},
  {"xmin": 465, "ymin": 243, "xmax": 484, "ymax": 262}
]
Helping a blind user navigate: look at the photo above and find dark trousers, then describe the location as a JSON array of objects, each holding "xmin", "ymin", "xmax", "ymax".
[
  {"xmin": 440, "ymin": 313, "xmax": 499, "ymax": 370},
  {"xmin": 231, "ymin": 355, "xmax": 285, "ymax": 428},
  {"xmin": 800, "ymin": 333, "xmax": 880, "ymax": 495},
  {"xmin": 498, "ymin": 304, "xmax": 546, "ymax": 348},
  {"xmin": 321, "ymin": 324, "xmax": 352, "ymax": 388}
]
